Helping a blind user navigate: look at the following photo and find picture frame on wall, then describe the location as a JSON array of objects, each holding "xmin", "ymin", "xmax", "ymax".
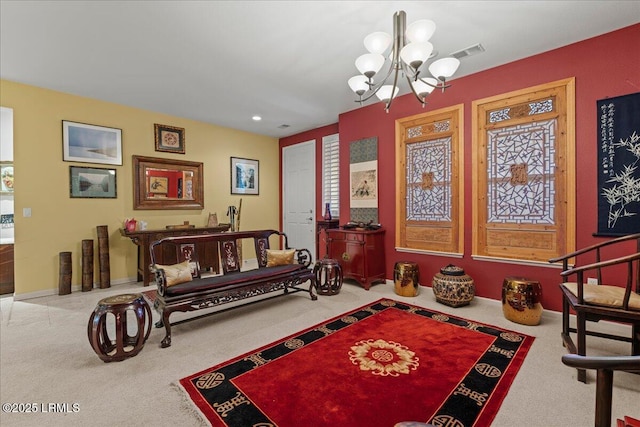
[
  {"xmin": 230, "ymin": 157, "xmax": 259, "ymax": 195},
  {"xmin": 350, "ymin": 160, "xmax": 378, "ymax": 208},
  {"xmin": 69, "ymin": 166, "xmax": 117, "ymax": 198},
  {"xmin": 0, "ymin": 162, "xmax": 14, "ymax": 194},
  {"xmin": 154, "ymin": 123, "xmax": 185, "ymax": 154},
  {"xmin": 62, "ymin": 120, "xmax": 123, "ymax": 165},
  {"xmin": 596, "ymin": 92, "xmax": 640, "ymax": 235},
  {"xmin": 148, "ymin": 176, "xmax": 168, "ymax": 195}
]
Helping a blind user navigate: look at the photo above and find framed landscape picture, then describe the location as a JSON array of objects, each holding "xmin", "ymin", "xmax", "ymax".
[
  {"xmin": 69, "ymin": 166, "xmax": 117, "ymax": 198},
  {"xmin": 155, "ymin": 123, "xmax": 185, "ymax": 154},
  {"xmin": 63, "ymin": 120, "xmax": 123, "ymax": 165},
  {"xmin": 230, "ymin": 157, "xmax": 259, "ymax": 195}
]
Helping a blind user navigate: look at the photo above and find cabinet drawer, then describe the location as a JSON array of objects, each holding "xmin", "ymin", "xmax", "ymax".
[{"xmin": 347, "ymin": 233, "xmax": 364, "ymax": 242}]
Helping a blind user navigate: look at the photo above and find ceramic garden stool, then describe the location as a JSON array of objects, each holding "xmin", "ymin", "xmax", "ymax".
[
  {"xmin": 393, "ymin": 261, "xmax": 420, "ymax": 297},
  {"xmin": 432, "ymin": 264, "xmax": 475, "ymax": 307},
  {"xmin": 313, "ymin": 258, "xmax": 343, "ymax": 295},
  {"xmin": 87, "ymin": 293, "xmax": 152, "ymax": 362},
  {"xmin": 502, "ymin": 277, "xmax": 543, "ymax": 326}
]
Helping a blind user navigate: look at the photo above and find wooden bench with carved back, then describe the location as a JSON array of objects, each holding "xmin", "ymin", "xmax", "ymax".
[{"xmin": 150, "ymin": 229, "xmax": 317, "ymax": 347}]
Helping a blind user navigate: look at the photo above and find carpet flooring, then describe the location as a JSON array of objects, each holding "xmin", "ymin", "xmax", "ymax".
[{"xmin": 1, "ymin": 280, "xmax": 638, "ymax": 426}]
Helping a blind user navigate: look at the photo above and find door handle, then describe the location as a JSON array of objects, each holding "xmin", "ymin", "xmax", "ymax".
[{"xmin": 307, "ymin": 217, "xmax": 313, "ymax": 221}]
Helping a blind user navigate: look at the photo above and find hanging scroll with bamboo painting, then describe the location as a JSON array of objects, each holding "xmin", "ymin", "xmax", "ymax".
[{"xmin": 597, "ymin": 92, "xmax": 640, "ymax": 236}]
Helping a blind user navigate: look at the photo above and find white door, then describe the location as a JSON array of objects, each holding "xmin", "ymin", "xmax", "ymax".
[{"xmin": 282, "ymin": 140, "xmax": 316, "ymax": 261}]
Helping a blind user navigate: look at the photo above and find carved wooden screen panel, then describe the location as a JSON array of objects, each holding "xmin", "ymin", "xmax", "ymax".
[
  {"xmin": 472, "ymin": 78, "xmax": 575, "ymax": 262},
  {"xmin": 396, "ymin": 105, "xmax": 464, "ymax": 254}
]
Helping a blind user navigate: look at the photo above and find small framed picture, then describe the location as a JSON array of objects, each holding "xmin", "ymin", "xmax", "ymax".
[
  {"xmin": 0, "ymin": 162, "xmax": 14, "ymax": 194},
  {"xmin": 155, "ymin": 123, "xmax": 185, "ymax": 154},
  {"xmin": 69, "ymin": 166, "xmax": 117, "ymax": 198},
  {"xmin": 230, "ymin": 157, "xmax": 259, "ymax": 195},
  {"xmin": 148, "ymin": 176, "xmax": 168, "ymax": 195},
  {"xmin": 63, "ymin": 120, "xmax": 123, "ymax": 165}
]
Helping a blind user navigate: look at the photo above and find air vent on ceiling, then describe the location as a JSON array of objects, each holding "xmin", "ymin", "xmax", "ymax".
[
  {"xmin": 278, "ymin": 124, "xmax": 290, "ymax": 129},
  {"xmin": 450, "ymin": 43, "xmax": 485, "ymax": 60}
]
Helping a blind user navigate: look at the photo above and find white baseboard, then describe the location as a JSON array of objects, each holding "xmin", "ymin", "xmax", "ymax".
[
  {"xmin": 11, "ymin": 258, "xmax": 261, "ymax": 301},
  {"xmin": 11, "ymin": 276, "xmax": 138, "ymax": 301}
]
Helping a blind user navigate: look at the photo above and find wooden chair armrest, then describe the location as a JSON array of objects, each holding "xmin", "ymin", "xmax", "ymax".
[
  {"xmin": 294, "ymin": 248, "xmax": 312, "ymax": 268},
  {"xmin": 561, "ymin": 354, "xmax": 640, "ymax": 372},
  {"xmin": 151, "ymin": 266, "xmax": 168, "ymax": 296},
  {"xmin": 560, "ymin": 252, "xmax": 640, "ymax": 277},
  {"xmin": 549, "ymin": 233, "xmax": 640, "ymax": 264}
]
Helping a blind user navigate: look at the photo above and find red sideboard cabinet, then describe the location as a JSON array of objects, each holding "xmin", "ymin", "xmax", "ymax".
[{"xmin": 326, "ymin": 228, "xmax": 386, "ymax": 290}]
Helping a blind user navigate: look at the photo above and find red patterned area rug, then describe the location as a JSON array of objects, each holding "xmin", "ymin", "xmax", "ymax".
[{"xmin": 177, "ymin": 298, "xmax": 534, "ymax": 427}]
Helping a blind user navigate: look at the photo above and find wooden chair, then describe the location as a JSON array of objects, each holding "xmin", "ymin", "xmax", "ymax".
[
  {"xmin": 550, "ymin": 233, "xmax": 640, "ymax": 383},
  {"xmin": 561, "ymin": 354, "xmax": 640, "ymax": 427}
]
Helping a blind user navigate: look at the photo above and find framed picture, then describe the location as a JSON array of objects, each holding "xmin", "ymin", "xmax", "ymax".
[
  {"xmin": 69, "ymin": 166, "xmax": 117, "ymax": 198},
  {"xmin": 155, "ymin": 123, "xmax": 185, "ymax": 154},
  {"xmin": 230, "ymin": 157, "xmax": 259, "ymax": 195},
  {"xmin": 596, "ymin": 92, "xmax": 640, "ymax": 235},
  {"xmin": 0, "ymin": 162, "xmax": 14, "ymax": 194},
  {"xmin": 148, "ymin": 176, "xmax": 168, "ymax": 195},
  {"xmin": 350, "ymin": 160, "xmax": 378, "ymax": 208},
  {"xmin": 62, "ymin": 120, "xmax": 123, "ymax": 165}
]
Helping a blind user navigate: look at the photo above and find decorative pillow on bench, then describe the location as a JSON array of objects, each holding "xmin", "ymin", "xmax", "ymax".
[
  {"xmin": 266, "ymin": 249, "xmax": 295, "ymax": 267},
  {"xmin": 156, "ymin": 260, "xmax": 193, "ymax": 287}
]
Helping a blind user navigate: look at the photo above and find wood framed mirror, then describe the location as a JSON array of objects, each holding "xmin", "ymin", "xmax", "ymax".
[{"xmin": 133, "ymin": 155, "xmax": 204, "ymax": 210}]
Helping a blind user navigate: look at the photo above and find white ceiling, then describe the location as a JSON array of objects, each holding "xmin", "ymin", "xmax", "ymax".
[{"xmin": 1, "ymin": 1, "xmax": 639, "ymax": 138}]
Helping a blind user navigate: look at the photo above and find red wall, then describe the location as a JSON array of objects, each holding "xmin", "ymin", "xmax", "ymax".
[{"xmin": 279, "ymin": 24, "xmax": 640, "ymax": 312}]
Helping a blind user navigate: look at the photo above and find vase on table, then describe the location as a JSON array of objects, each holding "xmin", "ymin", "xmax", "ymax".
[{"xmin": 323, "ymin": 203, "xmax": 332, "ymax": 220}]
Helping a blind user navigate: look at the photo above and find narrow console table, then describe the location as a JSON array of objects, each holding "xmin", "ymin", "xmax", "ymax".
[
  {"xmin": 326, "ymin": 228, "xmax": 386, "ymax": 290},
  {"xmin": 120, "ymin": 225, "xmax": 230, "ymax": 286},
  {"xmin": 316, "ymin": 219, "xmax": 339, "ymax": 259}
]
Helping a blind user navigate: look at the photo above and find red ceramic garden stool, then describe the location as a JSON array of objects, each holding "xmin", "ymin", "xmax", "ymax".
[
  {"xmin": 87, "ymin": 293, "xmax": 152, "ymax": 362},
  {"xmin": 313, "ymin": 258, "xmax": 343, "ymax": 295}
]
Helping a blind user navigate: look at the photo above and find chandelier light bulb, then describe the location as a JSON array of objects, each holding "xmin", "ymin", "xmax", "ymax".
[
  {"xmin": 429, "ymin": 57, "xmax": 460, "ymax": 80},
  {"xmin": 406, "ymin": 19, "xmax": 436, "ymax": 43},
  {"xmin": 375, "ymin": 85, "xmax": 399, "ymax": 102},
  {"xmin": 400, "ymin": 42, "xmax": 434, "ymax": 70},
  {"xmin": 412, "ymin": 77, "xmax": 438, "ymax": 97},
  {"xmin": 348, "ymin": 75, "xmax": 369, "ymax": 96},
  {"xmin": 355, "ymin": 53, "xmax": 385, "ymax": 78},
  {"xmin": 364, "ymin": 31, "xmax": 392, "ymax": 54}
]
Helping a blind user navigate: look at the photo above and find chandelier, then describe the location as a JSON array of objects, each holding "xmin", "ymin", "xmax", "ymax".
[{"xmin": 348, "ymin": 11, "xmax": 460, "ymax": 112}]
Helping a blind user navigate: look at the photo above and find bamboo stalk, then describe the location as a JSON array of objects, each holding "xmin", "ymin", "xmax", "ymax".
[
  {"xmin": 97, "ymin": 225, "xmax": 111, "ymax": 289},
  {"xmin": 81, "ymin": 239, "xmax": 94, "ymax": 292},
  {"xmin": 58, "ymin": 252, "xmax": 72, "ymax": 295}
]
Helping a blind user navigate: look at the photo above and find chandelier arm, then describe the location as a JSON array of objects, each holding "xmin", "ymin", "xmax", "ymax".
[
  {"xmin": 417, "ymin": 76, "xmax": 451, "ymax": 90},
  {"xmin": 399, "ymin": 59, "xmax": 420, "ymax": 82},
  {"xmin": 384, "ymin": 64, "xmax": 401, "ymax": 111},
  {"xmin": 405, "ymin": 73, "xmax": 426, "ymax": 106}
]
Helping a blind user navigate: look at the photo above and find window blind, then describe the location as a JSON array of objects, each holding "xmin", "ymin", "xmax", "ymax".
[{"xmin": 322, "ymin": 134, "xmax": 339, "ymax": 218}]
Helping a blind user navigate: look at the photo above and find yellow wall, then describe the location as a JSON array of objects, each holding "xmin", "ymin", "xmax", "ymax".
[{"xmin": 0, "ymin": 79, "xmax": 280, "ymax": 298}]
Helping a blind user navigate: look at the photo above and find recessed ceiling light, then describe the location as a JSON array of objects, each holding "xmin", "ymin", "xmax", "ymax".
[{"xmin": 252, "ymin": 115, "xmax": 262, "ymax": 121}]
